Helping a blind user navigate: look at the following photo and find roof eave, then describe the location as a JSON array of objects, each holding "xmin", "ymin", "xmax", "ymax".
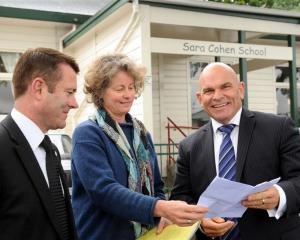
[
  {"xmin": 62, "ymin": 0, "xmax": 300, "ymax": 49},
  {"xmin": 140, "ymin": 0, "xmax": 300, "ymax": 24},
  {"xmin": 0, "ymin": 6, "xmax": 91, "ymax": 24},
  {"xmin": 63, "ymin": 0, "xmax": 129, "ymax": 48}
]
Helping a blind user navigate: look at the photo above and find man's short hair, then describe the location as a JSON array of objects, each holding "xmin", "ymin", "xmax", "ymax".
[{"xmin": 12, "ymin": 47, "xmax": 79, "ymax": 99}]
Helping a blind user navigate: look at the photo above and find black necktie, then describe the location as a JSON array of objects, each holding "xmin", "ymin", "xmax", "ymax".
[{"xmin": 40, "ymin": 135, "xmax": 70, "ymax": 240}]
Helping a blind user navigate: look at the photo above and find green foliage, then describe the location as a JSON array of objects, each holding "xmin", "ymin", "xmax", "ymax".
[
  {"xmin": 208, "ymin": 0, "xmax": 300, "ymax": 10},
  {"xmin": 273, "ymin": 0, "xmax": 300, "ymax": 10},
  {"xmin": 247, "ymin": 0, "xmax": 274, "ymax": 8}
]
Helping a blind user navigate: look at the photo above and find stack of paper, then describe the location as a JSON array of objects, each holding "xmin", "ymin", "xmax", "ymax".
[
  {"xmin": 197, "ymin": 176, "xmax": 280, "ymax": 218},
  {"xmin": 137, "ymin": 223, "xmax": 199, "ymax": 240}
]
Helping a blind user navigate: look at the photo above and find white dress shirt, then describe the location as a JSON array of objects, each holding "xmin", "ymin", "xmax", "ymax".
[
  {"xmin": 211, "ymin": 107, "xmax": 286, "ymax": 219},
  {"xmin": 11, "ymin": 108, "xmax": 49, "ymax": 186}
]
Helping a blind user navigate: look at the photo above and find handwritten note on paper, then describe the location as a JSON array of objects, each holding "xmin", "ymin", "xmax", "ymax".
[{"xmin": 197, "ymin": 176, "xmax": 280, "ymax": 218}]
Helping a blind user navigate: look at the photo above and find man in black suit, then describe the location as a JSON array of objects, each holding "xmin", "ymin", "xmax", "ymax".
[
  {"xmin": 170, "ymin": 62, "xmax": 300, "ymax": 240},
  {"xmin": 0, "ymin": 48, "xmax": 79, "ymax": 240}
]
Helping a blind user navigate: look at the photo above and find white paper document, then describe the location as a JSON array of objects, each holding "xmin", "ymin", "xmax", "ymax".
[{"xmin": 197, "ymin": 176, "xmax": 280, "ymax": 218}]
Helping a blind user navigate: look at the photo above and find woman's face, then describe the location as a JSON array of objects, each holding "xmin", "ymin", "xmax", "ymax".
[{"xmin": 102, "ymin": 71, "xmax": 136, "ymax": 123}]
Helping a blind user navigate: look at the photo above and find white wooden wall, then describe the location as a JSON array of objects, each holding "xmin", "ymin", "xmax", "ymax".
[
  {"xmin": 65, "ymin": 4, "xmax": 150, "ymax": 133},
  {"xmin": 151, "ymin": 53, "xmax": 161, "ymax": 142},
  {"xmin": 152, "ymin": 54, "xmax": 190, "ymax": 144},
  {"xmin": 248, "ymin": 68, "xmax": 276, "ymax": 113},
  {"xmin": 0, "ymin": 17, "xmax": 74, "ymax": 134},
  {"xmin": 0, "ymin": 17, "xmax": 72, "ymax": 51}
]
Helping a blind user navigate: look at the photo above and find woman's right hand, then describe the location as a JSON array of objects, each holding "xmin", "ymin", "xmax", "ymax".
[{"xmin": 153, "ymin": 200, "xmax": 208, "ymax": 226}]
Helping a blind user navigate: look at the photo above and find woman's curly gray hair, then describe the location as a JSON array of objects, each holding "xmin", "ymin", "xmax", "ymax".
[{"xmin": 84, "ymin": 53, "xmax": 146, "ymax": 108}]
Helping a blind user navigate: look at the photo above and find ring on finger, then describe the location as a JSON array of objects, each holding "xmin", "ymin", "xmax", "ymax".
[
  {"xmin": 262, "ymin": 198, "xmax": 265, "ymax": 205},
  {"xmin": 187, "ymin": 219, "xmax": 192, "ymax": 224}
]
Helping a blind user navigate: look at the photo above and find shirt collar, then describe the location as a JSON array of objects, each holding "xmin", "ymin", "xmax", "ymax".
[
  {"xmin": 11, "ymin": 108, "xmax": 45, "ymax": 150},
  {"xmin": 211, "ymin": 107, "xmax": 242, "ymax": 134}
]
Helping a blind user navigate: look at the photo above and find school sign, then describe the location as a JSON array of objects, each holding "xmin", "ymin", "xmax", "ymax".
[{"xmin": 151, "ymin": 37, "xmax": 293, "ymax": 60}]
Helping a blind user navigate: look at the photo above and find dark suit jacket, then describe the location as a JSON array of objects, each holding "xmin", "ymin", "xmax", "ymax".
[
  {"xmin": 0, "ymin": 115, "xmax": 77, "ymax": 240},
  {"xmin": 170, "ymin": 108, "xmax": 300, "ymax": 240}
]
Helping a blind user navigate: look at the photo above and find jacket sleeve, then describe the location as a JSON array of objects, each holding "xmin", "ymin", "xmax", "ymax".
[
  {"xmin": 276, "ymin": 117, "xmax": 300, "ymax": 216},
  {"xmin": 169, "ymin": 139, "xmax": 197, "ymax": 204}
]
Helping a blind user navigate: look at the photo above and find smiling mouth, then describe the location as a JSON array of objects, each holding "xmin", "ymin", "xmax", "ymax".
[{"xmin": 212, "ymin": 103, "xmax": 228, "ymax": 108}]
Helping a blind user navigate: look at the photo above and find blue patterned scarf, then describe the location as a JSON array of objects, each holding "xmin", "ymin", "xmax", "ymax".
[{"xmin": 93, "ymin": 108, "xmax": 154, "ymax": 238}]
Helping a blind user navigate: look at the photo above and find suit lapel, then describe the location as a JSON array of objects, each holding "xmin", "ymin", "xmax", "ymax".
[
  {"xmin": 202, "ymin": 123, "xmax": 217, "ymax": 182},
  {"xmin": 236, "ymin": 109, "xmax": 255, "ymax": 181},
  {"xmin": 2, "ymin": 115, "xmax": 64, "ymax": 240}
]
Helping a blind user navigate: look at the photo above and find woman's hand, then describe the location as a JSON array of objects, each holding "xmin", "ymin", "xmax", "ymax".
[{"xmin": 153, "ymin": 200, "xmax": 208, "ymax": 226}]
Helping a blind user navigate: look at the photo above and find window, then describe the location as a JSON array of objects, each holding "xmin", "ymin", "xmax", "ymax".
[
  {"xmin": 0, "ymin": 51, "xmax": 21, "ymax": 118},
  {"xmin": 0, "ymin": 80, "xmax": 14, "ymax": 114},
  {"xmin": 0, "ymin": 52, "xmax": 21, "ymax": 73},
  {"xmin": 48, "ymin": 134, "xmax": 72, "ymax": 158},
  {"xmin": 275, "ymin": 66, "xmax": 300, "ymax": 117},
  {"xmin": 189, "ymin": 61, "xmax": 209, "ymax": 127}
]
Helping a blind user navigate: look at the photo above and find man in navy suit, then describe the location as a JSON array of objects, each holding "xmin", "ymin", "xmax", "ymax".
[
  {"xmin": 170, "ymin": 62, "xmax": 300, "ymax": 240},
  {"xmin": 0, "ymin": 48, "xmax": 79, "ymax": 240}
]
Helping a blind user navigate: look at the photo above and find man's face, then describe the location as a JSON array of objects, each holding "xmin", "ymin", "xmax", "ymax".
[
  {"xmin": 196, "ymin": 64, "xmax": 244, "ymax": 124},
  {"xmin": 40, "ymin": 63, "xmax": 78, "ymax": 132}
]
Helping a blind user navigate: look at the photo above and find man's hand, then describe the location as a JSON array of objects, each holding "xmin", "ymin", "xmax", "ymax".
[
  {"xmin": 154, "ymin": 200, "xmax": 208, "ymax": 226},
  {"xmin": 200, "ymin": 217, "xmax": 235, "ymax": 238},
  {"xmin": 242, "ymin": 186, "xmax": 279, "ymax": 210}
]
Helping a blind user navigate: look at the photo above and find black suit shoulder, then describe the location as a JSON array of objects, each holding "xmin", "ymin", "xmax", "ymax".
[
  {"xmin": 0, "ymin": 117, "xmax": 62, "ymax": 240},
  {"xmin": 0, "ymin": 119, "xmax": 13, "ymax": 143},
  {"xmin": 243, "ymin": 109, "xmax": 297, "ymax": 139},
  {"xmin": 179, "ymin": 123, "xmax": 211, "ymax": 151},
  {"xmin": 250, "ymin": 110, "xmax": 293, "ymax": 124}
]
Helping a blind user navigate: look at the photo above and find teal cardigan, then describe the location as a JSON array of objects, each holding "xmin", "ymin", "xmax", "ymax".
[{"xmin": 71, "ymin": 119, "xmax": 165, "ymax": 240}]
